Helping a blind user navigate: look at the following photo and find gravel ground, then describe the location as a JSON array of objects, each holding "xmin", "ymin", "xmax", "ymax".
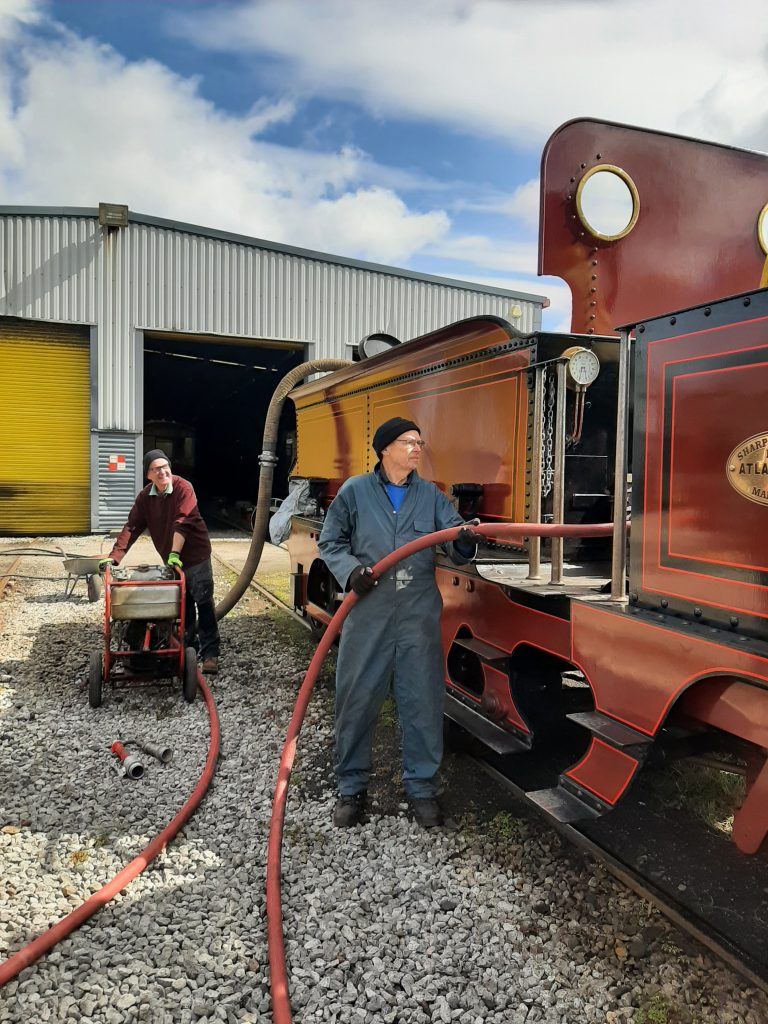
[{"xmin": 1, "ymin": 537, "xmax": 766, "ymax": 1024}]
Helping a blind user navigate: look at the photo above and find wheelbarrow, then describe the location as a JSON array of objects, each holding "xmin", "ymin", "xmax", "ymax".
[
  {"xmin": 62, "ymin": 555, "xmax": 104, "ymax": 602},
  {"xmin": 88, "ymin": 564, "xmax": 197, "ymax": 708}
]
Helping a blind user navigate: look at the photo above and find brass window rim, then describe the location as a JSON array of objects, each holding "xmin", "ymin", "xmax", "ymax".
[
  {"xmin": 757, "ymin": 202, "xmax": 768, "ymax": 256},
  {"xmin": 575, "ymin": 163, "xmax": 640, "ymax": 242}
]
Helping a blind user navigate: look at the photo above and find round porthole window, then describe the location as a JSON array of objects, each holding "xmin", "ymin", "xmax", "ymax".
[
  {"xmin": 758, "ymin": 202, "xmax": 768, "ymax": 256},
  {"xmin": 576, "ymin": 164, "xmax": 640, "ymax": 242}
]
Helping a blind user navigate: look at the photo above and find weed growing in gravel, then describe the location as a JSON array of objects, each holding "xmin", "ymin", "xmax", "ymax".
[
  {"xmin": 378, "ymin": 695, "xmax": 398, "ymax": 729},
  {"xmin": 636, "ymin": 993, "xmax": 690, "ymax": 1024},
  {"xmin": 487, "ymin": 811, "xmax": 527, "ymax": 845},
  {"xmin": 660, "ymin": 938, "xmax": 689, "ymax": 964},
  {"xmin": 93, "ymin": 832, "xmax": 110, "ymax": 848},
  {"xmin": 69, "ymin": 849, "xmax": 90, "ymax": 867}
]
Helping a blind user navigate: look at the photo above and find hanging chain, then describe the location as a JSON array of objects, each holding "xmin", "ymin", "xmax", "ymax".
[{"xmin": 541, "ymin": 366, "xmax": 555, "ymax": 497}]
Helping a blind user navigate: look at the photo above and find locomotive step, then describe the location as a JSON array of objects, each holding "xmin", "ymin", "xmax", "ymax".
[
  {"xmin": 452, "ymin": 635, "xmax": 509, "ymax": 665},
  {"xmin": 526, "ymin": 784, "xmax": 605, "ymax": 823},
  {"xmin": 566, "ymin": 711, "xmax": 653, "ymax": 750},
  {"xmin": 445, "ymin": 693, "xmax": 529, "ymax": 754}
]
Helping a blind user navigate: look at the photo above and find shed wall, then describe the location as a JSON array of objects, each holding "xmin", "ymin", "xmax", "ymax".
[{"xmin": 1, "ymin": 213, "xmax": 544, "ymax": 436}]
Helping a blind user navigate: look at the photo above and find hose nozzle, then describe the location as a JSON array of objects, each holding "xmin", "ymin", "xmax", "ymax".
[{"xmin": 111, "ymin": 742, "xmax": 145, "ymax": 780}]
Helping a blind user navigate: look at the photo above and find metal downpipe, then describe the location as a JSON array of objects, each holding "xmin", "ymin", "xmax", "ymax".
[{"xmin": 215, "ymin": 359, "xmax": 352, "ymax": 620}]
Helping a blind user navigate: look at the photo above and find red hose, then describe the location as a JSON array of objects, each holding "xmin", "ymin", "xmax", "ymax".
[
  {"xmin": 0, "ymin": 672, "xmax": 219, "ymax": 986},
  {"xmin": 267, "ymin": 520, "xmax": 614, "ymax": 1023}
]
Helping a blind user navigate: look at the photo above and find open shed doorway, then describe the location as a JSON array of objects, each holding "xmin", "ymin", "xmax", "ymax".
[{"xmin": 143, "ymin": 332, "xmax": 304, "ymax": 530}]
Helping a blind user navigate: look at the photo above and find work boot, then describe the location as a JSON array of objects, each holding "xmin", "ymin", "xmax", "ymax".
[
  {"xmin": 333, "ymin": 791, "xmax": 366, "ymax": 827},
  {"xmin": 410, "ymin": 797, "xmax": 443, "ymax": 828},
  {"xmin": 202, "ymin": 656, "xmax": 219, "ymax": 675}
]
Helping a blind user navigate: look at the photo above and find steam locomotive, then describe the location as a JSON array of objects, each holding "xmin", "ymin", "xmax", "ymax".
[{"xmin": 283, "ymin": 118, "xmax": 768, "ymax": 857}]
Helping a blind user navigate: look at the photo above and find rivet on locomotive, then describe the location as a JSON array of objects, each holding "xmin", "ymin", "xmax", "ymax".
[{"xmin": 283, "ymin": 118, "xmax": 768, "ymax": 856}]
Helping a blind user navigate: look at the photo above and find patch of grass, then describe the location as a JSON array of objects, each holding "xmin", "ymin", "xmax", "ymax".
[
  {"xmin": 378, "ymin": 696, "xmax": 398, "ymax": 729},
  {"xmin": 636, "ymin": 993, "xmax": 690, "ymax": 1024},
  {"xmin": 487, "ymin": 811, "xmax": 527, "ymax": 845},
  {"xmin": 655, "ymin": 759, "xmax": 746, "ymax": 835},
  {"xmin": 258, "ymin": 571, "xmax": 292, "ymax": 606}
]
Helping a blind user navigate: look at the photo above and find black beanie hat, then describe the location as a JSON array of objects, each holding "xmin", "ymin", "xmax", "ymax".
[
  {"xmin": 143, "ymin": 449, "xmax": 171, "ymax": 477},
  {"xmin": 372, "ymin": 417, "xmax": 420, "ymax": 458}
]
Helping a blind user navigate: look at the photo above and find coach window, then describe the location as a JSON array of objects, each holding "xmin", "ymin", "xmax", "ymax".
[{"xmin": 576, "ymin": 164, "xmax": 640, "ymax": 242}]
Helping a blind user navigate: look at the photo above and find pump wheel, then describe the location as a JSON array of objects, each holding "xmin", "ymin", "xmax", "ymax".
[
  {"xmin": 88, "ymin": 651, "xmax": 103, "ymax": 709},
  {"xmin": 183, "ymin": 646, "xmax": 198, "ymax": 703}
]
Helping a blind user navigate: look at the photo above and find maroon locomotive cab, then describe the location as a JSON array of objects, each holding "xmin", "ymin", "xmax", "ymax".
[{"xmin": 629, "ymin": 287, "xmax": 768, "ymax": 637}]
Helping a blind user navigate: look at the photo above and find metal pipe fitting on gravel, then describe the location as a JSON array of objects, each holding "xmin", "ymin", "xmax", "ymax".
[
  {"xmin": 215, "ymin": 358, "xmax": 352, "ymax": 621},
  {"xmin": 110, "ymin": 742, "xmax": 145, "ymax": 780},
  {"xmin": 137, "ymin": 740, "xmax": 173, "ymax": 764}
]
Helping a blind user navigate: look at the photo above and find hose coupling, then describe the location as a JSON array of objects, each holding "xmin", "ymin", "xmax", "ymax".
[
  {"xmin": 137, "ymin": 740, "xmax": 173, "ymax": 764},
  {"xmin": 258, "ymin": 450, "xmax": 278, "ymax": 467},
  {"xmin": 111, "ymin": 741, "xmax": 145, "ymax": 780}
]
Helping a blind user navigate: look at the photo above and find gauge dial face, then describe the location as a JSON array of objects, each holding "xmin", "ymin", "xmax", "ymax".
[{"xmin": 568, "ymin": 348, "xmax": 600, "ymax": 386}]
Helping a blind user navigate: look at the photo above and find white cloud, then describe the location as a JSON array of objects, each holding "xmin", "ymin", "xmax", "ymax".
[
  {"xmin": 172, "ymin": 0, "xmax": 768, "ymax": 151},
  {"xmin": 459, "ymin": 178, "xmax": 541, "ymax": 229},
  {"xmin": 425, "ymin": 233, "xmax": 538, "ymax": 276},
  {"xmin": 0, "ymin": 19, "xmax": 450, "ymax": 263}
]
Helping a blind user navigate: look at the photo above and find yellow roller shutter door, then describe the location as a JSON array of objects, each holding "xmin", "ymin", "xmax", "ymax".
[{"xmin": 0, "ymin": 327, "xmax": 90, "ymax": 534}]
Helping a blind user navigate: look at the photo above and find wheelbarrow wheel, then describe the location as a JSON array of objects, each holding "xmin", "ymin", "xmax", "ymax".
[
  {"xmin": 88, "ymin": 651, "xmax": 103, "ymax": 709},
  {"xmin": 183, "ymin": 646, "xmax": 198, "ymax": 703}
]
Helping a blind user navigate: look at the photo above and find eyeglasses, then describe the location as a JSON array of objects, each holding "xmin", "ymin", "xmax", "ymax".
[
  {"xmin": 394, "ymin": 439, "xmax": 426, "ymax": 449},
  {"xmin": 148, "ymin": 464, "xmax": 171, "ymax": 474}
]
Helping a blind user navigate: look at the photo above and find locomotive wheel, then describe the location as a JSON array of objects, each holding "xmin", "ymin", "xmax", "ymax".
[
  {"xmin": 88, "ymin": 651, "xmax": 103, "ymax": 709},
  {"xmin": 183, "ymin": 646, "xmax": 198, "ymax": 703}
]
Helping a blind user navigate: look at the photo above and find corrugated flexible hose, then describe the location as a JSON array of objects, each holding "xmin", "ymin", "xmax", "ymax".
[
  {"xmin": 267, "ymin": 519, "xmax": 614, "ymax": 1024},
  {"xmin": 215, "ymin": 358, "xmax": 352, "ymax": 620}
]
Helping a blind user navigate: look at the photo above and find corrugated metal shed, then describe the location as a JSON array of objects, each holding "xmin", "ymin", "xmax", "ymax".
[
  {"xmin": 0, "ymin": 207, "xmax": 547, "ymax": 433},
  {"xmin": 0, "ymin": 205, "xmax": 547, "ymax": 532}
]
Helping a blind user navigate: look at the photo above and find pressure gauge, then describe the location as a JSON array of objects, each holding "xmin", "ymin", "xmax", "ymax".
[{"xmin": 562, "ymin": 346, "xmax": 600, "ymax": 389}]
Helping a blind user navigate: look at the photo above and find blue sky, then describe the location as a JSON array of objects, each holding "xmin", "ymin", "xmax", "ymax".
[{"xmin": 2, "ymin": 0, "xmax": 767, "ymax": 330}]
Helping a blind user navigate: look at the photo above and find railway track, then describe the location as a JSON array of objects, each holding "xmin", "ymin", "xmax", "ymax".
[{"xmin": 473, "ymin": 755, "xmax": 768, "ymax": 996}]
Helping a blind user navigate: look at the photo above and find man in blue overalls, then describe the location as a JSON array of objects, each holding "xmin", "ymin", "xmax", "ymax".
[{"xmin": 318, "ymin": 416, "xmax": 482, "ymax": 827}]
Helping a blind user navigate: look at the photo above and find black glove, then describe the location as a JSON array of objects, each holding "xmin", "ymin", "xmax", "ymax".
[
  {"xmin": 457, "ymin": 525, "xmax": 484, "ymax": 547},
  {"xmin": 349, "ymin": 565, "xmax": 377, "ymax": 596}
]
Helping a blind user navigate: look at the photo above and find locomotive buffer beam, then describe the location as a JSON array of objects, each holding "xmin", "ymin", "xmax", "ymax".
[{"xmin": 527, "ymin": 711, "xmax": 653, "ymax": 823}]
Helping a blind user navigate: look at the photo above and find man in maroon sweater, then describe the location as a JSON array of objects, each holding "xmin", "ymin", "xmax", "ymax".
[{"xmin": 102, "ymin": 449, "xmax": 221, "ymax": 674}]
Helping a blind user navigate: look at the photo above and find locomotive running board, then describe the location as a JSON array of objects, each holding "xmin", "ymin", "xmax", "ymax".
[
  {"xmin": 444, "ymin": 693, "xmax": 530, "ymax": 754},
  {"xmin": 526, "ymin": 784, "xmax": 605, "ymax": 823},
  {"xmin": 565, "ymin": 711, "xmax": 653, "ymax": 751}
]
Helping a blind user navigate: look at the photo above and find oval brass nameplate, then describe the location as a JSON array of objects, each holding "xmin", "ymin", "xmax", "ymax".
[{"xmin": 727, "ymin": 433, "xmax": 768, "ymax": 505}]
